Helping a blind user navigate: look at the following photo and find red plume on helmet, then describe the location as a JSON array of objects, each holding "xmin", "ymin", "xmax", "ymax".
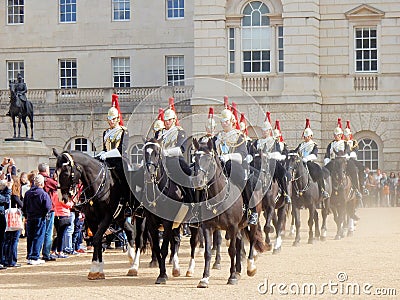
[
  {"xmin": 231, "ymin": 102, "xmax": 240, "ymax": 130},
  {"xmin": 111, "ymin": 94, "xmax": 124, "ymax": 126},
  {"xmin": 265, "ymin": 111, "xmax": 271, "ymax": 123},
  {"xmin": 345, "ymin": 120, "xmax": 353, "ymax": 139},
  {"xmin": 223, "ymin": 95, "xmax": 230, "ymax": 110},
  {"xmin": 240, "ymin": 113, "xmax": 248, "ymax": 136},
  {"xmin": 168, "ymin": 97, "xmax": 179, "ymax": 126},
  {"xmin": 208, "ymin": 107, "xmax": 214, "ymax": 119},
  {"xmin": 337, "ymin": 118, "xmax": 343, "ymax": 129},
  {"xmin": 302, "ymin": 118, "xmax": 311, "ymax": 137},
  {"xmin": 275, "ymin": 119, "xmax": 284, "ymax": 142},
  {"xmin": 157, "ymin": 108, "xmax": 164, "ymax": 121}
]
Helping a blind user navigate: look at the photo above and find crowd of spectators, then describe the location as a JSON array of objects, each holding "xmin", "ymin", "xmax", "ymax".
[
  {"xmin": 363, "ymin": 168, "xmax": 400, "ymax": 208},
  {"xmin": 0, "ymin": 157, "xmax": 87, "ymax": 270}
]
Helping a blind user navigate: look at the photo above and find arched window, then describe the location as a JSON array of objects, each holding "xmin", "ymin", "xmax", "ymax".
[
  {"xmin": 130, "ymin": 143, "xmax": 144, "ymax": 167},
  {"xmin": 358, "ymin": 138, "xmax": 379, "ymax": 171},
  {"xmin": 242, "ymin": 1, "xmax": 271, "ymax": 73},
  {"xmin": 67, "ymin": 137, "xmax": 95, "ymax": 153}
]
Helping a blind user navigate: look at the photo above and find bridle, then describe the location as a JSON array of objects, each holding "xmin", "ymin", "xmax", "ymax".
[
  {"xmin": 287, "ymin": 153, "xmax": 311, "ymax": 196},
  {"xmin": 57, "ymin": 152, "xmax": 108, "ymax": 206}
]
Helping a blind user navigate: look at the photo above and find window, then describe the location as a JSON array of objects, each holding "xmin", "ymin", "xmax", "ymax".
[
  {"xmin": 67, "ymin": 138, "xmax": 95, "ymax": 155},
  {"xmin": 59, "ymin": 0, "xmax": 76, "ymax": 23},
  {"xmin": 358, "ymin": 138, "xmax": 379, "ymax": 171},
  {"xmin": 130, "ymin": 144, "xmax": 143, "ymax": 167},
  {"xmin": 277, "ymin": 26, "xmax": 284, "ymax": 72},
  {"xmin": 167, "ymin": 0, "xmax": 184, "ymax": 19},
  {"xmin": 242, "ymin": 1, "xmax": 271, "ymax": 73},
  {"xmin": 112, "ymin": 58, "xmax": 131, "ymax": 87},
  {"xmin": 59, "ymin": 59, "xmax": 77, "ymax": 88},
  {"xmin": 355, "ymin": 27, "xmax": 377, "ymax": 72},
  {"xmin": 166, "ymin": 56, "xmax": 184, "ymax": 86},
  {"xmin": 7, "ymin": 0, "xmax": 24, "ymax": 24},
  {"xmin": 113, "ymin": 0, "xmax": 130, "ymax": 21},
  {"xmin": 7, "ymin": 61, "xmax": 24, "ymax": 83},
  {"xmin": 228, "ymin": 28, "xmax": 235, "ymax": 73}
]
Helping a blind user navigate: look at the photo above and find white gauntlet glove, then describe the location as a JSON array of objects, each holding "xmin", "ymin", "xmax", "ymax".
[
  {"xmin": 163, "ymin": 147, "xmax": 182, "ymax": 157},
  {"xmin": 220, "ymin": 153, "xmax": 242, "ymax": 164}
]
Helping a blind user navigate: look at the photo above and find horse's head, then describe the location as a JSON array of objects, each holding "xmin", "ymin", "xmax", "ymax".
[
  {"xmin": 287, "ymin": 152, "xmax": 303, "ymax": 180},
  {"xmin": 331, "ymin": 153, "xmax": 348, "ymax": 188},
  {"xmin": 143, "ymin": 138, "xmax": 162, "ymax": 178},
  {"xmin": 53, "ymin": 148, "xmax": 82, "ymax": 203},
  {"xmin": 192, "ymin": 138, "xmax": 218, "ymax": 190}
]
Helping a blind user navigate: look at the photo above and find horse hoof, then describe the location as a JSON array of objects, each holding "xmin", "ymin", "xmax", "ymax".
[
  {"xmin": 88, "ymin": 272, "xmax": 105, "ymax": 280},
  {"xmin": 272, "ymin": 247, "xmax": 281, "ymax": 255},
  {"xmin": 227, "ymin": 278, "xmax": 238, "ymax": 285},
  {"xmin": 335, "ymin": 235, "xmax": 341, "ymax": 240},
  {"xmin": 127, "ymin": 269, "xmax": 138, "ymax": 276},
  {"xmin": 172, "ymin": 268, "xmax": 180, "ymax": 277},
  {"xmin": 347, "ymin": 231, "xmax": 354, "ymax": 237},
  {"xmin": 265, "ymin": 243, "xmax": 272, "ymax": 251},
  {"xmin": 247, "ymin": 268, "xmax": 257, "ymax": 277},
  {"xmin": 212, "ymin": 263, "xmax": 221, "ymax": 270},
  {"xmin": 320, "ymin": 236, "xmax": 326, "ymax": 242},
  {"xmin": 292, "ymin": 241, "xmax": 299, "ymax": 247},
  {"xmin": 308, "ymin": 239, "xmax": 314, "ymax": 244},
  {"xmin": 155, "ymin": 275, "xmax": 168, "ymax": 284},
  {"xmin": 197, "ymin": 281, "xmax": 209, "ymax": 288},
  {"xmin": 186, "ymin": 270, "xmax": 194, "ymax": 277}
]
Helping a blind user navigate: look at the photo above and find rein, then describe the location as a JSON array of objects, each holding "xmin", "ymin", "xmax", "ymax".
[{"xmin": 288, "ymin": 155, "xmax": 312, "ymax": 196}]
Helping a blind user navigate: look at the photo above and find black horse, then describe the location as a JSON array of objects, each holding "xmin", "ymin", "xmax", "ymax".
[
  {"xmin": 287, "ymin": 152, "xmax": 330, "ymax": 245},
  {"xmin": 53, "ymin": 149, "xmax": 143, "ymax": 279},
  {"xmin": 142, "ymin": 138, "xmax": 188, "ymax": 284},
  {"xmin": 192, "ymin": 138, "xmax": 265, "ymax": 288},
  {"xmin": 9, "ymin": 81, "xmax": 34, "ymax": 139},
  {"xmin": 325, "ymin": 153, "xmax": 356, "ymax": 239},
  {"xmin": 251, "ymin": 144, "xmax": 288, "ymax": 254}
]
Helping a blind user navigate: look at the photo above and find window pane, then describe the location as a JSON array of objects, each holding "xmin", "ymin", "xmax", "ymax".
[
  {"xmin": 112, "ymin": 57, "xmax": 131, "ymax": 87},
  {"xmin": 166, "ymin": 55, "xmax": 184, "ymax": 86},
  {"xmin": 113, "ymin": 0, "xmax": 131, "ymax": 21}
]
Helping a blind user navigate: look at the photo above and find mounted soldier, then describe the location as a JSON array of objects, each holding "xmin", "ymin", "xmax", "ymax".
[
  {"xmin": 214, "ymin": 98, "xmax": 259, "ymax": 224},
  {"xmin": 7, "ymin": 73, "xmax": 28, "ymax": 116},
  {"xmin": 294, "ymin": 119, "xmax": 330, "ymax": 200},
  {"xmin": 250, "ymin": 112, "xmax": 291, "ymax": 204},
  {"xmin": 97, "ymin": 94, "xmax": 130, "ymax": 202}
]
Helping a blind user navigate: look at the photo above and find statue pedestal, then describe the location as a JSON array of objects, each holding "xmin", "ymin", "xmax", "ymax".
[{"xmin": 0, "ymin": 139, "xmax": 50, "ymax": 173}]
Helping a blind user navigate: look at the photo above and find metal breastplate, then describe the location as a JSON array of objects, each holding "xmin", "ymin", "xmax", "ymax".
[
  {"xmin": 299, "ymin": 141, "xmax": 315, "ymax": 158},
  {"xmin": 330, "ymin": 140, "xmax": 345, "ymax": 159},
  {"xmin": 162, "ymin": 126, "xmax": 179, "ymax": 149},
  {"xmin": 104, "ymin": 127, "xmax": 123, "ymax": 151},
  {"xmin": 216, "ymin": 130, "xmax": 240, "ymax": 155}
]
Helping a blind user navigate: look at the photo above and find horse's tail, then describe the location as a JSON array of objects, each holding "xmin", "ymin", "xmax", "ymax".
[{"xmin": 244, "ymin": 223, "xmax": 267, "ymax": 253}]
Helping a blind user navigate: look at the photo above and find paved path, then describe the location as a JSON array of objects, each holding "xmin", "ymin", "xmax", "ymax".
[{"xmin": 0, "ymin": 207, "xmax": 399, "ymax": 299}]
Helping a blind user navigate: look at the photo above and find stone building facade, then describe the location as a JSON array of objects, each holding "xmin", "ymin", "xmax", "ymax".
[{"xmin": 0, "ymin": 1, "xmax": 399, "ymax": 172}]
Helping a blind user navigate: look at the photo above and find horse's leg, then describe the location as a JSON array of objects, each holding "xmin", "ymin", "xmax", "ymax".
[
  {"xmin": 17, "ymin": 117, "xmax": 22, "ymax": 138},
  {"xmin": 245, "ymin": 225, "xmax": 257, "ymax": 277},
  {"xmin": 289, "ymin": 209, "xmax": 296, "ymax": 237},
  {"xmin": 212, "ymin": 229, "xmax": 222, "ymax": 270},
  {"xmin": 149, "ymin": 223, "xmax": 169, "ymax": 284},
  {"xmin": 22, "ymin": 117, "xmax": 28, "ymax": 138},
  {"xmin": 227, "ymin": 230, "xmax": 240, "ymax": 285},
  {"xmin": 314, "ymin": 209, "xmax": 321, "ymax": 239},
  {"xmin": 126, "ymin": 217, "xmax": 140, "ymax": 276},
  {"xmin": 273, "ymin": 204, "xmax": 286, "ymax": 254},
  {"xmin": 263, "ymin": 204, "xmax": 274, "ymax": 250},
  {"xmin": 307, "ymin": 206, "xmax": 315, "ymax": 244},
  {"xmin": 186, "ymin": 226, "xmax": 198, "ymax": 277},
  {"xmin": 170, "ymin": 227, "xmax": 181, "ymax": 277},
  {"xmin": 292, "ymin": 205, "xmax": 301, "ymax": 246},
  {"xmin": 197, "ymin": 226, "xmax": 213, "ymax": 288},
  {"xmin": 29, "ymin": 114, "xmax": 34, "ymax": 139},
  {"xmin": 320, "ymin": 206, "xmax": 328, "ymax": 241},
  {"xmin": 12, "ymin": 117, "xmax": 17, "ymax": 138},
  {"xmin": 88, "ymin": 217, "xmax": 111, "ymax": 280}
]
